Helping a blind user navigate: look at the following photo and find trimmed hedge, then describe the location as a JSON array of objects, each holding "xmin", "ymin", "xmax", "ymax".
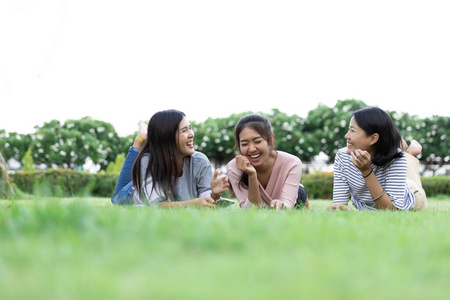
[
  {"xmin": 10, "ymin": 169, "xmax": 118, "ymax": 198},
  {"xmin": 301, "ymin": 172, "xmax": 334, "ymax": 200},
  {"xmin": 8, "ymin": 170, "xmax": 450, "ymax": 200},
  {"xmin": 421, "ymin": 176, "xmax": 450, "ymax": 197},
  {"xmin": 301, "ymin": 173, "xmax": 450, "ymax": 199}
]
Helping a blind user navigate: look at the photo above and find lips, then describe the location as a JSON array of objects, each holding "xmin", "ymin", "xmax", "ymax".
[
  {"xmin": 186, "ymin": 141, "xmax": 194, "ymax": 148},
  {"xmin": 248, "ymin": 153, "xmax": 261, "ymax": 162}
]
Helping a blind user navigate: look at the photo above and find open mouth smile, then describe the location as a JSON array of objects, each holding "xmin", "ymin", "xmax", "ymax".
[{"xmin": 249, "ymin": 153, "xmax": 261, "ymax": 161}]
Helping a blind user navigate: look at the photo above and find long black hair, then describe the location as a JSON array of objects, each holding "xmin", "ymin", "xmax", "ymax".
[
  {"xmin": 234, "ymin": 114, "xmax": 275, "ymax": 187},
  {"xmin": 353, "ymin": 107, "xmax": 403, "ymax": 166},
  {"xmin": 132, "ymin": 109, "xmax": 186, "ymax": 200}
]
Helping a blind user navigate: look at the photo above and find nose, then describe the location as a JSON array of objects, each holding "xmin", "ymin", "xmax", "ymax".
[
  {"xmin": 344, "ymin": 130, "xmax": 350, "ymax": 140},
  {"xmin": 248, "ymin": 142, "xmax": 256, "ymax": 152}
]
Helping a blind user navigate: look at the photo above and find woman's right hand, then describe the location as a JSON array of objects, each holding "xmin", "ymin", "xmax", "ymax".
[
  {"xmin": 190, "ymin": 197, "xmax": 217, "ymax": 208},
  {"xmin": 235, "ymin": 155, "xmax": 257, "ymax": 176}
]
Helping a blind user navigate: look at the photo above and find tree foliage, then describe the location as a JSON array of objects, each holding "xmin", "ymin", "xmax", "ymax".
[
  {"xmin": 22, "ymin": 148, "xmax": 35, "ymax": 173},
  {"xmin": 1, "ymin": 101, "xmax": 448, "ymax": 174}
]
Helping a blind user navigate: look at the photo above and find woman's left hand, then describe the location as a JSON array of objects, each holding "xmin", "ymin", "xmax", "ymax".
[
  {"xmin": 270, "ymin": 199, "xmax": 285, "ymax": 210},
  {"xmin": 351, "ymin": 149, "xmax": 372, "ymax": 174},
  {"xmin": 211, "ymin": 169, "xmax": 230, "ymax": 196}
]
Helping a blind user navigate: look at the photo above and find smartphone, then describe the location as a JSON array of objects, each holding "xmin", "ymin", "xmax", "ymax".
[{"xmin": 215, "ymin": 197, "xmax": 236, "ymax": 208}]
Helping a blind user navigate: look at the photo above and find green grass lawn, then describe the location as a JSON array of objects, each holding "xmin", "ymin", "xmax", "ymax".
[{"xmin": 1, "ymin": 197, "xmax": 449, "ymax": 300}]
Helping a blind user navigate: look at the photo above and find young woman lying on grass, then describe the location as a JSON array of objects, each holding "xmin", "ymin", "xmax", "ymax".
[
  {"xmin": 226, "ymin": 114, "xmax": 309, "ymax": 210},
  {"xmin": 329, "ymin": 107, "xmax": 427, "ymax": 211},
  {"xmin": 111, "ymin": 109, "xmax": 229, "ymax": 208}
]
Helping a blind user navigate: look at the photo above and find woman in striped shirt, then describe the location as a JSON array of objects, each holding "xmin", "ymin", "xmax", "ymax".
[{"xmin": 329, "ymin": 107, "xmax": 427, "ymax": 211}]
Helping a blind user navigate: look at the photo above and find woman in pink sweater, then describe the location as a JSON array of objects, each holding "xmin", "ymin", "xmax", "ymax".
[{"xmin": 226, "ymin": 114, "xmax": 309, "ymax": 210}]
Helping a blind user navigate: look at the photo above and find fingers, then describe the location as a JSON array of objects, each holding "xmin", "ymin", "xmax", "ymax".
[
  {"xmin": 341, "ymin": 205, "xmax": 352, "ymax": 211},
  {"xmin": 235, "ymin": 155, "xmax": 256, "ymax": 175},
  {"xmin": 212, "ymin": 169, "xmax": 219, "ymax": 180},
  {"xmin": 327, "ymin": 205, "xmax": 338, "ymax": 211},
  {"xmin": 270, "ymin": 200, "xmax": 285, "ymax": 210},
  {"xmin": 211, "ymin": 170, "xmax": 230, "ymax": 194},
  {"xmin": 198, "ymin": 197, "xmax": 217, "ymax": 209},
  {"xmin": 204, "ymin": 197, "xmax": 215, "ymax": 204},
  {"xmin": 351, "ymin": 149, "xmax": 372, "ymax": 170},
  {"xmin": 328, "ymin": 204, "xmax": 351, "ymax": 211},
  {"xmin": 328, "ymin": 204, "xmax": 342, "ymax": 211}
]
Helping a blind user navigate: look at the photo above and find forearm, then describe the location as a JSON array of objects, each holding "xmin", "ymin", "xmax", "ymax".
[
  {"xmin": 363, "ymin": 169, "xmax": 395, "ymax": 210},
  {"xmin": 247, "ymin": 174, "xmax": 262, "ymax": 207},
  {"xmin": 159, "ymin": 199, "xmax": 199, "ymax": 208}
]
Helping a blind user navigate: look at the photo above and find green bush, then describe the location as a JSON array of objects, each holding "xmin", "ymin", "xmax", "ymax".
[
  {"xmin": 301, "ymin": 172, "xmax": 334, "ymax": 200},
  {"xmin": 9, "ymin": 170, "xmax": 450, "ymax": 200},
  {"xmin": 421, "ymin": 176, "xmax": 450, "ymax": 197},
  {"xmin": 10, "ymin": 169, "xmax": 118, "ymax": 198}
]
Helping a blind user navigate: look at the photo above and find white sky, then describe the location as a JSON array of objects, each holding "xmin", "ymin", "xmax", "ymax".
[{"xmin": 1, "ymin": 0, "xmax": 449, "ymax": 137}]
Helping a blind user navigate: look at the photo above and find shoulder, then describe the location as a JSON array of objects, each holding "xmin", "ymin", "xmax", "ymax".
[
  {"xmin": 333, "ymin": 148, "xmax": 353, "ymax": 171},
  {"xmin": 275, "ymin": 151, "xmax": 302, "ymax": 169},
  {"xmin": 277, "ymin": 151, "xmax": 301, "ymax": 163},
  {"xmin": 190, "ymin": 151, "xmax": 211, "ymax": 164},
  {"xmin": 226, "ymin": 157, "xmax": 237, "ymax": 169},
  {"xmin": 139, "ymin": 153, "xmax": 150, "ymax": 167},
  {"xmin": 384, "ymin": 152, "xmax": 407, "ymax": 170},
  {"xmin": 335, "ymin": 148, "xmax": 350, "ymax": 161},
  {"xmin": 226, "ymin": 158, "xmax": 242, "ymax": 178},
  {"xmin": 186, "ymin": 152, "xmax": 212, "ymax": 175},
  {"xmin": 337, "ymin": 147, "xmax": 349, "ymax": 156}
]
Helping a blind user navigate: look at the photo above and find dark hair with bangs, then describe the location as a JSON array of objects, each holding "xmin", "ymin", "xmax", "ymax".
[
  {"xmin": 234, "ymin": 114, "xmax": 275, "ymax": 187},
  {"xmin": 353, "ymin": 107, "xmax": 403, "ymax": 166},
  {"xmin": 234, "ymin": 114, "xmax": 274, "ymax": 153},
  {"xmin": 132, "ymin": 109, "xmax": 186, "ymax": 200}
]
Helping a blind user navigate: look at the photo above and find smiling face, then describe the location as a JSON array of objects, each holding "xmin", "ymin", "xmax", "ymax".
[
  {"xmin": 238, "ymin": 127, "xmax": 273, "ymax": 168},
  {"xmin": 344, "ymin": 117, "xmax": 376, "ymax": 154},
  {"xmin": 176, "ymin": 117, "xmax": 195, "ymax": 157}
]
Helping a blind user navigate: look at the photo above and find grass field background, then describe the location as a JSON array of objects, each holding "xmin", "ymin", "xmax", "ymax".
[{"xmin": 1, "ymin": 197, "xmax": 449, "ymax": 300}]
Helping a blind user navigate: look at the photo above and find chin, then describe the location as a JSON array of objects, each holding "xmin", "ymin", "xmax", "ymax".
[{"xmin": 345, "ymin": 146, "xmax": 353, "ymax": 154}]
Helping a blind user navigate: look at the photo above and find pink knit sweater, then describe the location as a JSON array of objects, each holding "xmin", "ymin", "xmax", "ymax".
[{"xmin": 226, "ymin": 151, "xmax": 302, "ymax": 209}]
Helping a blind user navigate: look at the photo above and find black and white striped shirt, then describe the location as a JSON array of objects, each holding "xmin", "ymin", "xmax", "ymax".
[{"xmin": 332, "ymin": 148, "xmax": 415, "ymax": 211}]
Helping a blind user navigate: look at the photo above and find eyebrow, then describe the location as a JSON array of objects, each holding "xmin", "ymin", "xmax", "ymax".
[
  {"xmin": 178, "ymin": 124, "xmax": 191, "ymax": 131},
  {"xmin": 240, "ymin": 136, "xmax": 263, "ymax": 143}
]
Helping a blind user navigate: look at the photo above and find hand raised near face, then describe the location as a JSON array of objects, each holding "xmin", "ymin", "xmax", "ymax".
[
  {"xmin": 211, "ymin": 169, "xmax": 230, "ymax": 196},
  {"xmin": 235, "ymin": 155, "xmax": 257, "ymax": 176},
  {"xmin": 350, "ymin": 149, "xmax": 372, "ymax": 174}
]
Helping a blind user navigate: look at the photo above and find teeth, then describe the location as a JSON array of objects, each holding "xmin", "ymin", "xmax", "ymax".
[{"xmin": 250, "ymin": 154, "xmax": 261, "ymax": 159}]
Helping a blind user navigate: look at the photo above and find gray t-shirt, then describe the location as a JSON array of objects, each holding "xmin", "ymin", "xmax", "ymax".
[{"xmin": 134, "ymin": 152, "xmax": 213, "ymax": 206}]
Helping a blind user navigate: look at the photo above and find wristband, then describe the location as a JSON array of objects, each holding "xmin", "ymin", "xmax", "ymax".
[
  {"xmin": 372, "ymin": 190, "xmax": 386, "ymax": 201},
  {"xmin": 363, "ymin": 168, "xmax": 373, "ymax": 178}
]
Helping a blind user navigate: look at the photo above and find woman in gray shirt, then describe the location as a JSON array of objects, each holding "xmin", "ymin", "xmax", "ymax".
[{"xmin": 111, "ymin": 109, "xmax": 229, "ymax": 207}]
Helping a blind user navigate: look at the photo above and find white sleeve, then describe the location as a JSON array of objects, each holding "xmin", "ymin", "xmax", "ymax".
[
  {"xmin": 134, "ymin": 176, "xmax": 167, "ymax": 206},
  {"xmin": 332, "ymin": 151, "xmax": 351, "ymax": 205}
]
